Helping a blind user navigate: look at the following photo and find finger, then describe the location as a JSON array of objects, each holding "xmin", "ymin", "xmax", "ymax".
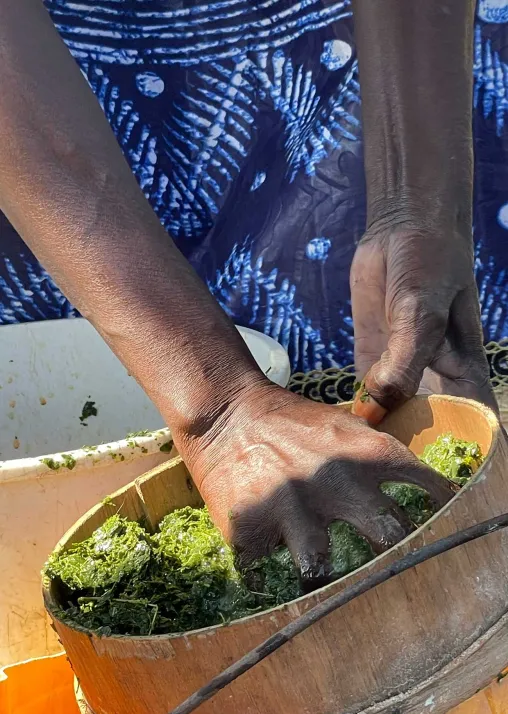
[
  {"xmin": 230, "ymin": 500, "xmax": 283, "ymax": 566},
  {"xmin": 230, "ymin": 488, "xmax": 333, "ymax": 595},
  {"xmin": 340, "ymin": 492, "xmax": 413, "ymax": 555},
  {"xmin": 362, "ymin": 294, "xmax": 451, "ymax": 412},
  {"xmin": 350, "ymin": 242, "xmax": 390, "ymax": 425},
  {"xmin": 281, "ymin": 511, "xmax": 333, "ymax": 593},
  {"xmin": 373, "ymin": 457, "xmax": 457, "ymax": 508},
  {"xmin": 350, "ymin": 242, "xmax": 389, "ymax": 380},
  {"xmin": 430, "ymin": 286, "xmax": 498, "ymax": 412},
  {"xmin": 352, "ymin": 385, "xmax": 387, "ymax": 425}
]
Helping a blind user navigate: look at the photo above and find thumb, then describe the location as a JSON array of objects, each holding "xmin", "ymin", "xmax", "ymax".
[{"xmin": 353, "ymin": 296, "xmax": 450, "ymax": 424}]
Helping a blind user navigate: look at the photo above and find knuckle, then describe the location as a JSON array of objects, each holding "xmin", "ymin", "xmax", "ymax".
[
  {"xmin": 361, "ymin": 432, "xmax": 400, "ymax": 464},
  {"xmin": 231, "ymin": 500, "xmax": 283, "ymax": 557},
  {"xmin": 358, "ymin": 228, "xmax": 386, "ymax": 248},
  {"xmin": 368, "ymin": 361, "xmax": 419, "ymax": 403},
  {"xmin": 392, "ymin": 293, "xmax": 449, "ymax": 333}
]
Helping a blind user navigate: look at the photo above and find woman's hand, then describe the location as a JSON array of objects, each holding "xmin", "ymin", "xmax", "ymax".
[
  {"xmin": 350, "ymin": 1, "xmax": 496, "ymax": 423},
  {"xmin": 180, "ymin": 383, "xmax": 455, "ymax": 590},
  {"xmin": 350, "ymin": 226, "xmax": 497, "ymax": 424}
]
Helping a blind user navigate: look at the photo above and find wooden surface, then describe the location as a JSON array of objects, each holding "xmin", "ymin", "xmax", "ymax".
[{"xmin": 44, "ymin": 396, "xmax": 508, "ymax": 714}]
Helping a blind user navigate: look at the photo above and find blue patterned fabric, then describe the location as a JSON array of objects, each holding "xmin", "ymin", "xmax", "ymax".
[{"xmin": 0, "ymin": 0, "xmax": 507, "ymax": 373}]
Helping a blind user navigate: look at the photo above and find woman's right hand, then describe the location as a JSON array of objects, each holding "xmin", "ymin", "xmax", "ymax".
[{"xmin": 178, "ymin": 382, "xmax": 455, "ymax": 590}]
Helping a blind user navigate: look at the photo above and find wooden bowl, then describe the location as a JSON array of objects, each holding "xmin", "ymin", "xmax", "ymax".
[{"xmin": 44, "ymin": 395, "xmax": 508, "ymax": 714}]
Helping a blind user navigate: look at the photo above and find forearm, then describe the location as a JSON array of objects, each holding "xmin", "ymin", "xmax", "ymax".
[
  {"xmin": 0, "ymin": 0, "xmax": 265, "ymax": 452},
  {"xmin": 352, "ymin": 0, "xmax": 475, "ymax": 235}
]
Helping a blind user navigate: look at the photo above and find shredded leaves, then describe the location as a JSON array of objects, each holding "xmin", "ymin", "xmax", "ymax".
[
  {"xmin": 45, "ymin": 516, "xmax": 151, "ymax": 591},
  {"xmin": 126, "ymin": 430, "xmax": 151, "ymax": 439},
  {"xmin": 80, "ymin": 400, "xmax": 98, "ymax": 425},
  {"xmin": 45, "ymin": 434, "xmax": 482, "ymax": 636},
  {"xmin": 420, "ymin": 433, "xmax": 483, "ymax": 486},
  {"xmin": 40, "ymin": 453, "xmax": 77, "ymax": 471}
]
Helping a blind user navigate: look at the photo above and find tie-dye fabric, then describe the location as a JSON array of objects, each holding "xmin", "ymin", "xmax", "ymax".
[{"xmin": 0, "ymin": 0, "xmax": 507, "ymax": 373}]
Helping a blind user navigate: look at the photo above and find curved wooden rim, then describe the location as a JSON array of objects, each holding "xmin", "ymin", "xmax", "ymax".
[{"xmin": 43, "ymin": 394, "xmax": 502, "ymax": 643}]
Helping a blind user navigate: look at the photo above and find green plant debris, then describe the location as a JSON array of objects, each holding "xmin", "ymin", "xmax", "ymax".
[
  {"xmin": 159, "ymin": 441, "xmax": 173, "ymax": 453},
  {"xmin": 62, "ymin": 454, "xmax": 77, "ymax": 470},
  {"xmin": 419, "ymin": 433, "xmax": 483, "ymax": 486},
  {"xmin": 126, "ymin": 430, "xmax": 151, "ymax": 439},
  {"xmin": 328, "ymin": 521, "xmax": 374, "ymax": 577},
  {"xmin": 80, "ymin": 401, "xmax": 98, "ymax": 425},
  {"xmin": 41, "ymin": 457, "xmax": 61, "ymax": 471},
  {"xmin": 380, "ymin": 483, "xmax": 434, "ymax": 526},
  {"xmin": 110, "ymin": 452, "xmax": 125, "ymax": 462},
  {"xmin": 45, "ymin": 434, "xmax": 483, "ymax": 637},
  {"xmin": 353, "ymin": 380, "xmax": 370, "ymax": 402},
  {"xmin": 45, "ymin": 516, "xmax": 151, "ymax": 591},
  {"xmin": 125, "ymin": 437, "xmax": 149, "ymax": 454},
  {"xmin": 40, "ymin": 453, "xmax": 77, "ymax": 471},
  {"xmin": 378, "ymin": 434, "xmax": 483, "ymax": 526},
  {"xmin": 242, "ymin": 547, "xmax": 301, "ymax": 606}
]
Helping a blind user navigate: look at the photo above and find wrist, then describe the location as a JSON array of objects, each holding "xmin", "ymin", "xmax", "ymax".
[
  {"xmin": 169, "ymin": 366, "xmax": 277, "ymax": 473},
  {"xmin": 174, "ymin": 378, "xmax": 293, "ymax": 485},
  {"xmin": 365, "ymin": 189, "xmax": 473, "ymax": 246},
  {"xmin": 363, "ymin": 116, "xmax": 473, "ymax": 238}
]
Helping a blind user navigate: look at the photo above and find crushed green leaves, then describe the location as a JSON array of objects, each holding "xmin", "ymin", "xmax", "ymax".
[
  {"xmin": 41, "ymin": 458, "xmax": 61, "ymax": 471},
  {"xmin": 45, "ymin": 433, "xmax": 483, "ymax": 637},
  {"xmin": 40, "ymin": 453, "xmax": 77, "ymax": 471},
  {"xmin": 45, "ymin": 516, "xmax": 151, "ymax": 591},
  {"xmin": 80, "ymin": 400, "xmax": 98, "ymax": 425},
  {"xmin": 420, "ymin": 433, "xmax": 483, "ymax": 486},
  {"xmin": 47, "ymin": 509, "xmax": 269, "ymax": 636},
  {"xmin": 379, "ymin": 434, "xmax": 484, "ymax": 526}
]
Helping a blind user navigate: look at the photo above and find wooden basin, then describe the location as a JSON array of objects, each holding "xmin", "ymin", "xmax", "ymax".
[{"xmin": 44, "ymin": 395, "xmax": 508, "ymax": 714}]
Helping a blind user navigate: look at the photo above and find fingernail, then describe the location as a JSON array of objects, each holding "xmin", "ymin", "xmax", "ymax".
[
  {"xmin": 352, "ymin": 385, "xmax": 387, "ymax": 426},
  {"xmin": 297, "ymin": 553, "xmax": 333, "ymax": 593}
]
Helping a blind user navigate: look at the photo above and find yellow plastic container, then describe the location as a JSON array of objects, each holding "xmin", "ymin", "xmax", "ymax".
[{"xmin": 0, "ymin": 654, "xmax": 78, "ymax": 714}]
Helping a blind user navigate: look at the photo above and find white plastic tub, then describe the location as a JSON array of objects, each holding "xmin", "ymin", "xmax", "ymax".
[{"xmin": 0, "ymin": 318, "xmax": 289, "ymax": 666}]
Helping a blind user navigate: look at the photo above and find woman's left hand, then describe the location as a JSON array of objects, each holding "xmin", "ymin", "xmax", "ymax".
[{"xmin": 350, "ymin": 225, "xmax": 498, "ymax": 424}]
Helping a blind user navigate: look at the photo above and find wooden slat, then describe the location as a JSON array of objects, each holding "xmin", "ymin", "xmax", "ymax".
[{"xmin": 135, "ymin": 457, "xmax": 203, "ymax": 532}]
